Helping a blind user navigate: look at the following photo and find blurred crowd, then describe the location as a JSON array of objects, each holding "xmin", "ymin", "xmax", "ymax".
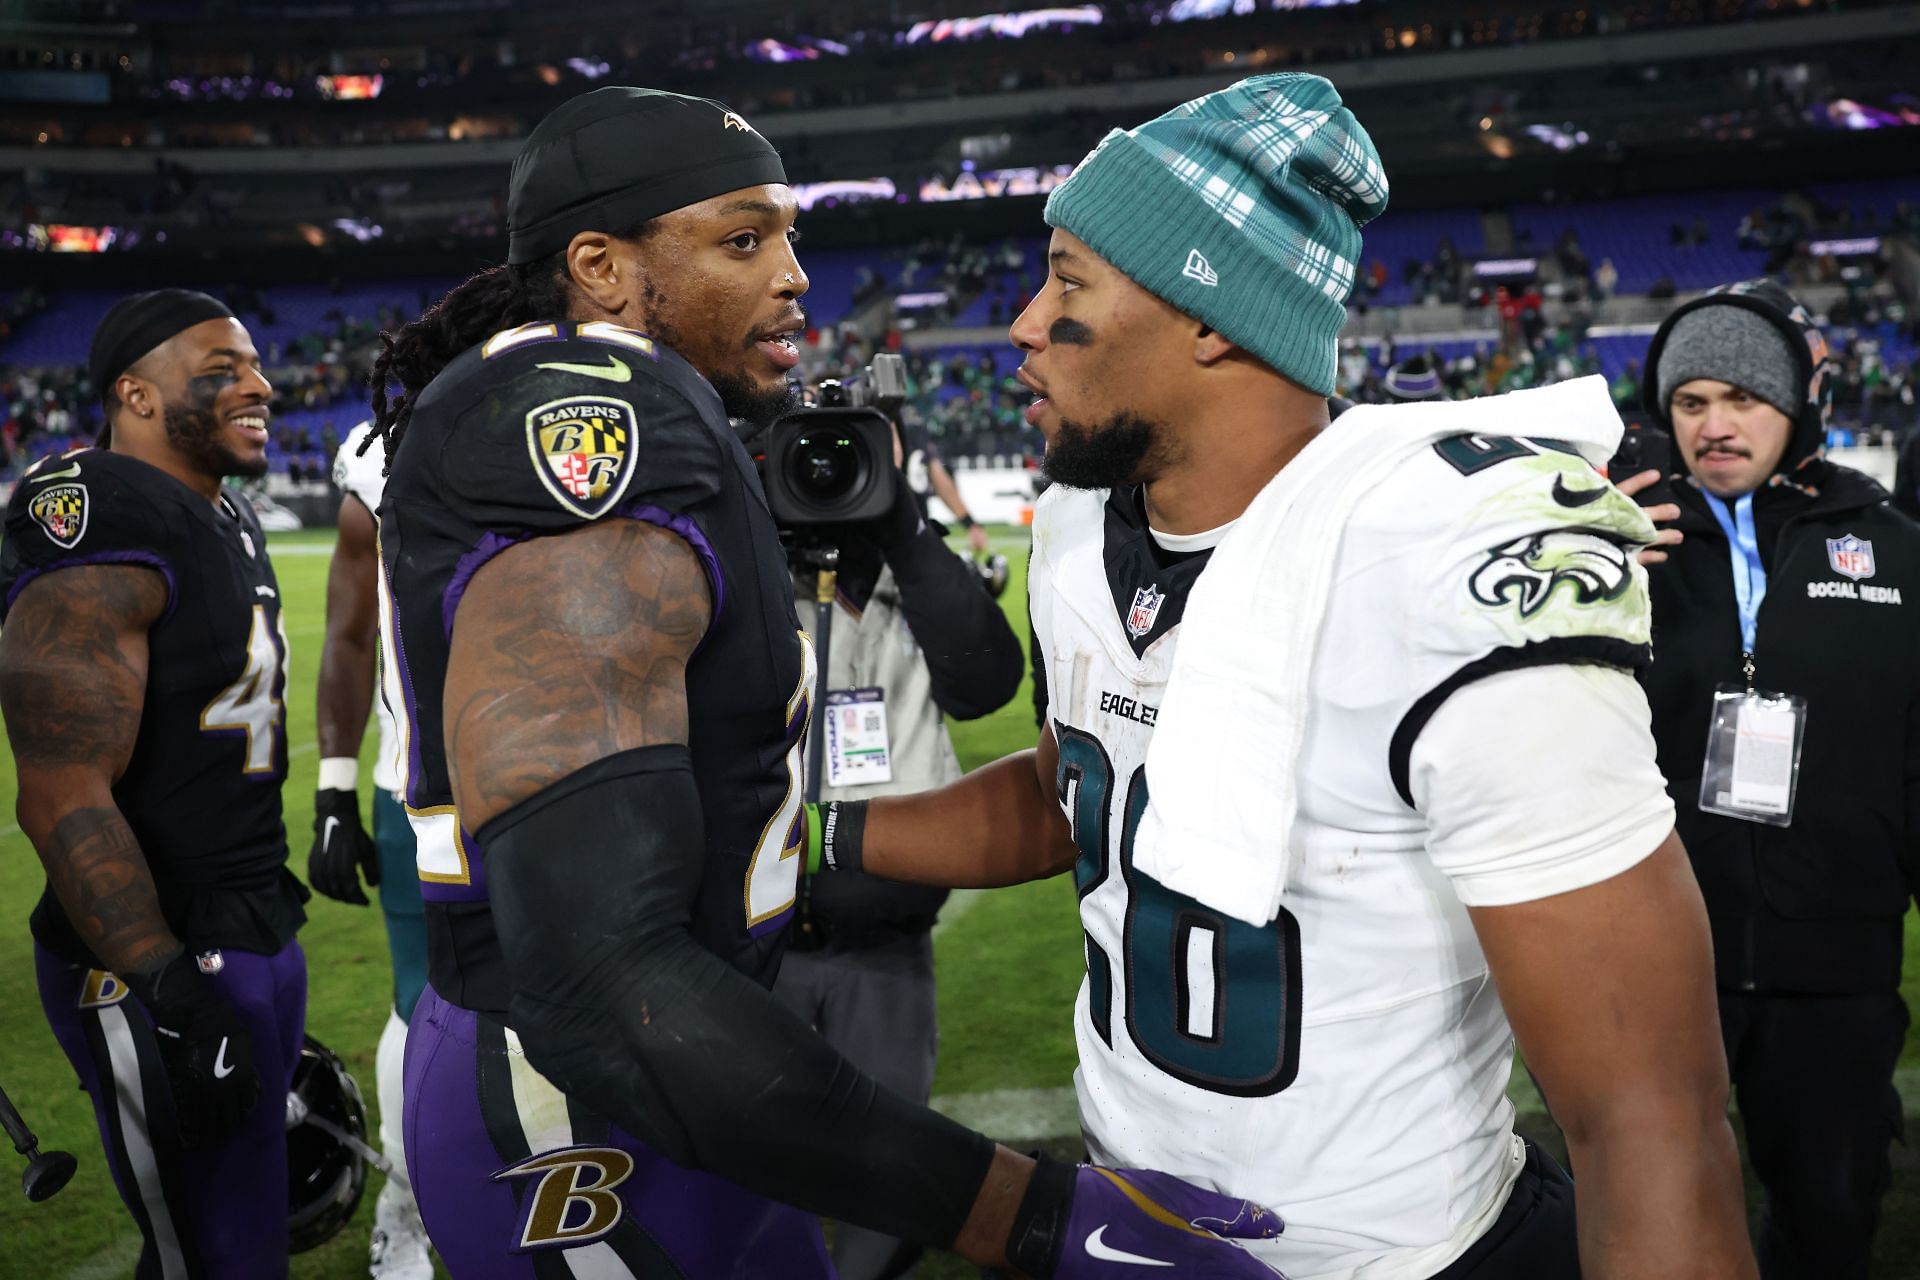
[
  {"xmin": 0, "ymin": 296, "xmax": 385, "ymax": 478},
  {"xmin": 1340, "ymin": 311, "xmax": 1917, "ymax": 441},
  {"xmin": 6, "ymin": 192, "xmax": 1918, "ymax": 482}
]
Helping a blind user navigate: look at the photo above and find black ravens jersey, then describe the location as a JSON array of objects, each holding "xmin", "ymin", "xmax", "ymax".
[
  {"xmin": 379, "ymin": 320, "xmax": 815, "ymax": 1016},
  {"xmin": 0, "ymin": 448, "xmax": 301, "ymax": 967}
]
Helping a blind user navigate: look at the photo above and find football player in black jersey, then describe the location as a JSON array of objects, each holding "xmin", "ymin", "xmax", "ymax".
[
  {"xmin": 0, "ymin": 290, "xmax": 309, "ymax": 1278},
  {"xmin": 367, "ymin": 86, "xmax": 1282, "ymax": 1279}
]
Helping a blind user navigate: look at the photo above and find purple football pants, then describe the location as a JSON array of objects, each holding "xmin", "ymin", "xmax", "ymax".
[
  {"xmin": 35, "ymin": 939, "xmax": 308, "ymax": 1280},
  {"xmin": 404, "ymin": 982, "xmax": 834, "ymax": 1278}
]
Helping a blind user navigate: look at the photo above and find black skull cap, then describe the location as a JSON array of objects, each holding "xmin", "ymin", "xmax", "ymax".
[{"xmin": 507, "ymin": 86, "xmax": 787, "ymax": 265}]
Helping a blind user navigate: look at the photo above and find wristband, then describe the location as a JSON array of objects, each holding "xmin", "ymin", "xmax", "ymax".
[
  {"xmin": 317, "ymin": 757, "xmax": 359, "ymax": 793},
  {"xmin": 958, "ymin": 514, "xmax": 978, "ymax": 530},
  {"xmin": 805, "ymin": 803, "xmax": 825, "ymax": 875},
  {"xmin": 1005, "ymin": 1152, "xmax": 1077, "ymax": 1278},
  {"xmin": 815, "ymin": 799, "xmax": 867, "ymax": 874}
]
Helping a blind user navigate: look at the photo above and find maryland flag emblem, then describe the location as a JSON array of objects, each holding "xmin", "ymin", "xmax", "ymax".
[
  {"xmin": 525, "ymin": 396, "xmax": 638, "ymax": 518},
  {"xmin": 28, "ymin": 483, "xmax": 88, "ymax": 549}
]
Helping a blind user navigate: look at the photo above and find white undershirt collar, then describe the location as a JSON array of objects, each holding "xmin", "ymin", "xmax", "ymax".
[{"xmin": 1148, "ymin": 517, "xmax": 1238, "ymax": 552}]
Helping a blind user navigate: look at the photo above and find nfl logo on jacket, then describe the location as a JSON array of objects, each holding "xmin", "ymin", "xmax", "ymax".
[{"xmin": 1827, "ymin": 534, "xmax": 1875, "ymax": 581}]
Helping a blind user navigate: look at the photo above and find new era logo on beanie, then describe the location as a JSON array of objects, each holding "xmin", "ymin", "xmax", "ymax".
[{"xmin": 1044, "ymin": 73, "xmax": 1388, "ymax": 396}]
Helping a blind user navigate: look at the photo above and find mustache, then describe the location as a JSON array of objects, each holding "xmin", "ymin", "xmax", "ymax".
[{"xmin": 1696, "ymin": 443, "xmax": 1752, "ymax": 458}]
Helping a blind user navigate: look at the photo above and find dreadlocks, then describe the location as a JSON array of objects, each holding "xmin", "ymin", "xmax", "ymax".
[{"xmin": 364, "ymin": 222, "xmax": 655, "ymax": 467}]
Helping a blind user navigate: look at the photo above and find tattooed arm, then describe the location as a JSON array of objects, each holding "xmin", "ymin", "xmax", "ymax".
[
  {"xmin": 444, "ymin": 517, "xmax": 704, "ymax": 821},
  {"xmin": 444, "ymin": 519, "xmax": 1047, "ymax": 1266},
  {"xmin": 0, "ymin": 564, "xmax": 177, "ymax": 974}
]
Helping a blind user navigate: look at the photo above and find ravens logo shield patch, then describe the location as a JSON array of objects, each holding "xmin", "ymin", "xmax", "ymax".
[
  {"xmin": 28, "ymin": 482, "xmax": 88, "ymax": 549},
  {"xmin": 525, "ymin": 396, "xmax": 639, "ymax": 518}
]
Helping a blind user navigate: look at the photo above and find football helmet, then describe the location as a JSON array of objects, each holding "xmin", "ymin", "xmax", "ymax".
[{"xmin": 286, "ymin": 1034, "xmax": 371, "ymax": 1253}]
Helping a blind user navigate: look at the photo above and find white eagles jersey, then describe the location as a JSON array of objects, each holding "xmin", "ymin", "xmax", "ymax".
[
  {"xmin": 1030, "ymin": 434, "xmax": 1674, "ymax": 1279},
  {"xmin": 334, "ymin": 422, "xmax": 404, "ymax": 799}
]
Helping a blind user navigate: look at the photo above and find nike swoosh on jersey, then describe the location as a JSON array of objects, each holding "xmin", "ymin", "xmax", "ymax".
[
  {"xmin": 322, "ymin": 815, "xmax": 340, "ymax": 849},
  {"xmin": 29, "ymin": 464, "xmax": 82, "ymax": 482},
  {"xmin": 213, "ymin": 1038, "xmax": 235, "ymax": 1080},
  {"xmin": 1550, "ymin": 475, "xmax": 1607, "ymax": 508},
  {"xmin": 534, "ymin": 356, "xmax": 632, "ymax": 383},
  {"xmin": 1083, "ymin": 1226, "xmax": 1174, "ymax": 1267}
]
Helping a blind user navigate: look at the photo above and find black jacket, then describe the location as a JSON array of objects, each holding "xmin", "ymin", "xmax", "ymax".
[{"xmin": 1640, "ymin": 461, "xmax": 1920, "ymax": 994}]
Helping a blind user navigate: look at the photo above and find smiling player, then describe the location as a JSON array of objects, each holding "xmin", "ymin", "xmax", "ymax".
[{"xmin": 1, "ymin": 290, "xmax": 308, "ymax": 1278}]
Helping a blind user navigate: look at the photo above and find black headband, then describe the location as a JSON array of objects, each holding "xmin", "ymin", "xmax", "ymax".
[
  {"xmin": 90, "ymin": 289, "xmax": 236, "ymax": 403},
  {"xmin": 507, "ymin": 86, "xmax": 788, "ymax": 266}
]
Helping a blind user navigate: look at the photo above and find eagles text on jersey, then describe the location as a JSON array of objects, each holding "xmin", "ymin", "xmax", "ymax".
[{"xmin": 1029, "ymin": 431, "xmax": 1655, "ymax": 1277}]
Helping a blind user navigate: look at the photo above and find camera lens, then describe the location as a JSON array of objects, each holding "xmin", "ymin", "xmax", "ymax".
[{"xmin": 788, "ymin": 429, "xmax": 865, "ymax": 504}]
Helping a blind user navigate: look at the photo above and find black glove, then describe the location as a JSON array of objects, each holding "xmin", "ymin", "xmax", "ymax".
[
  {"xmin": 308, "ymin": 787, "xmax": 379, "ymax": 905},
  {"xmin": 124, "ymin": 952, "xmax": 260, "ymax": 1150},
  {"xmin": 865, "ymin": 464, "xmax": 927, "ymax": 551}
]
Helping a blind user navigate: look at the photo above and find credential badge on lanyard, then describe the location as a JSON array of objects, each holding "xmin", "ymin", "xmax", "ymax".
[{"xmin": 1696, "ymin": 493, "xmax": 1807, "ymax": 826}]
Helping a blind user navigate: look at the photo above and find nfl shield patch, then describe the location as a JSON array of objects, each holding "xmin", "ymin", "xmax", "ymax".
[
  {"xmin": 1125, "ymin": 583, "xmax": 1164, "ymax": 640},
  {"xmin": 1828, "ymin": 534, "xmax": 1875, "ymax": 581},
  {"xmin": 28, "ymin": 483, "xmax": 88, "ymax": 549},
  {"xmin": 525, "ymin": 396, "xmax": 639, "ymax": 518}
]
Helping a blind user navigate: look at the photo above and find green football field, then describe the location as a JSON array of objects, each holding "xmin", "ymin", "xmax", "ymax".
[{"xmin": 2, "ymin": 526, "xmax": 1918, "ymax": 1278}]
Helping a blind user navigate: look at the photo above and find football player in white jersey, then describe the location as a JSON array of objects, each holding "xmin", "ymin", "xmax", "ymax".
[
  {"xmin": 309, "ymin": 421, "xmax": 433, "ymax": 1279},
  {"xmin": 802, "ymin": 75, "xmax": 1757, "ymax": 1278}
]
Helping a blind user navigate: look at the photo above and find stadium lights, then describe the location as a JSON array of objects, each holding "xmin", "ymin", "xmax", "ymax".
[
  {"xmin": 919, "ymin": 163, "xmax": 1077, "ymax": 202},
  {"xmin": 791, "ymin": 179, "xmax": 901, "ymax": 211},
  {"xmin": 902, "ymin": 6, "xmax": 1103, "ymax": 44}
]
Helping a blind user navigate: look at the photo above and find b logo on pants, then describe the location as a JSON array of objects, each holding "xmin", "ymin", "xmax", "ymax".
[
  {"xmin": 493, "ymin": 1146, "xmax": 636, "ymax": 1250},
  {"xmin": 79, "ymin": 970, "xmax": 129, "ymax": 1009}
]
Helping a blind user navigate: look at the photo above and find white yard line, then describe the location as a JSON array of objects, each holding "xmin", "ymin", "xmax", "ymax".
[
  {"xmin": 931, "ymin": 1085, "xmax": 1081, "ymax": 1144},
  {"xmin": 62, "ymin": 1238, "xmax": 141, "ymax": 1280},
  {"xmin": 930, "ymin": 888, "xmax": 986, "ymax": 939}
]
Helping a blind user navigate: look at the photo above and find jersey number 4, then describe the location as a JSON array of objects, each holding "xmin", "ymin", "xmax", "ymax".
[
  {"xmin": 199, "ymin": 604, "xmax": 289, "ymax": 775},
  {"xmin": 1057, "ymin": 725, "xmax": 1302, "ymax": 1098}
]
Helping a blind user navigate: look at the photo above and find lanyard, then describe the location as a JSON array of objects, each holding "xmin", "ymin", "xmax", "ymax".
[{"xmin": 1704, "ymin": 493, "xmax": 1766, "ymax": 681}]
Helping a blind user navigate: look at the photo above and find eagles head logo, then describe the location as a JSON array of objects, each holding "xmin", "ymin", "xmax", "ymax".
[
  {"xmin": 722, "ymin": 111, "xmax": 755, "ymax": 133},
  {"xmin": 525, "ymin": 395, "xmax": 639, "ymax": 518},
  {"xmin": 1469, "ymin": 530, "xmax": 1633, "ymax": 619},
  {"xmin": 28, "ymin": 482, "xmax": 88, "ymax": 549}
]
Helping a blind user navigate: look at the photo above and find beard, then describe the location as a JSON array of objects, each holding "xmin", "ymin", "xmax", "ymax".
[
  {"xmin": 164, "ymin": 401, "xmax": 265, "ymax": 479},
  {"xmin": 1041, "ymin": 410, "xmax": 1166, "ymax": 490},
  {"xmin": 644, "ymin": 305, "xmax": 798, "ymax": 429},
  {"xmin": 710, "ymin": 369, "xmax": 799, "ymax": 429}
]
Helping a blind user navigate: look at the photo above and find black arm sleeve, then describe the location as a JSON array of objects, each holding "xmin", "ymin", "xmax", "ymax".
[
  {"xmin": 480, "ymin": 744, "xmax": 997, "ymax": 1247},
  {"xmin": 882, "ymin": 525, "xmax": 1024, "ymax": 721}
]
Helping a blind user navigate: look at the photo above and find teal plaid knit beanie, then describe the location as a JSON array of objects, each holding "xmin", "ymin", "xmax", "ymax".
[{"xmin": 1044, "ymin": 73, "xmax": 1387, "ymax": 396}]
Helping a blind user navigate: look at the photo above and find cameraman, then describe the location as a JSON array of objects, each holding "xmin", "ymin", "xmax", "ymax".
[{"xmin": 775, "ymin": 421, "xmax": 1024, "ymax": 1280}]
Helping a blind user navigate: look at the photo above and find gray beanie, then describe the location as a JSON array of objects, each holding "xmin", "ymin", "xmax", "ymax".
[{"xmin": 1654, "ymin": 303, "xmax": 1801, "ymax": 420}]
